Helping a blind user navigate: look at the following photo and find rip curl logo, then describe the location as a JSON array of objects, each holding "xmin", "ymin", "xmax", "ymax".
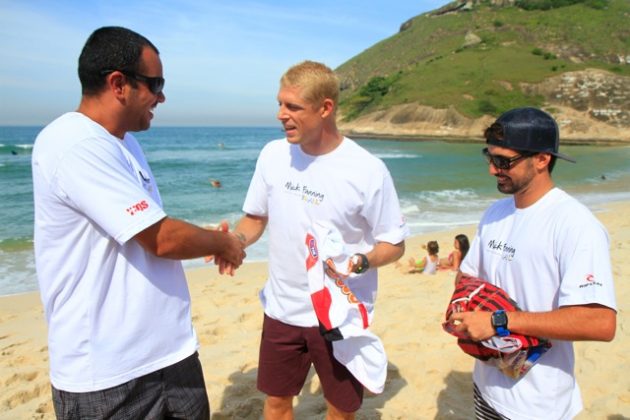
[
  {"xmin": 579, "ymin": 273, "xmax": 603, "ymax": 288},
  {"xmin": 284, "ymin": 181, "xmax": 325, "ymax": 205},
  {"xmin": 487, "ymin": 239, "xmax": 516, "ymax": 261},
  {"xmin": 126, "ymin": 200, "xmax": 149, "ymax": 216}
]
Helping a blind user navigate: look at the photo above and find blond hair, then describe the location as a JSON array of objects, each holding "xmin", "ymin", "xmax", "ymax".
[{"xmin": 280, "ymin": 60, "xmax": 339, "ymax": 107}]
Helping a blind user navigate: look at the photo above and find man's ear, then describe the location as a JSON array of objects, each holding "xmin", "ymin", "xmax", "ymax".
[
  {"xmin": 535, "ymin": 153, "xmax": 552, "ymax": 171},
  {"xmin": 106, "ymin": 71, "xmax": 127, "ymax": 98},
  {"xmin": 320, "ymin": 98, "xmax": 335, "ymax": 118}
]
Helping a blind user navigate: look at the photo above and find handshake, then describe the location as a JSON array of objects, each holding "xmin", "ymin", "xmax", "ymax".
[{"xmin": 204, "ymin": 220, "xmax": 247, "ymax": 276}]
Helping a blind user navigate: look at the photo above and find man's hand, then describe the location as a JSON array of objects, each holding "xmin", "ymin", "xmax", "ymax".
[
  {"xmin": 204, "ymin": 221, "xmax": 229, "ymax": 263},
  {"xmin": 204, "ymin": 220, "xmax": 246, "ymax": 276},
  {"xmin": 447, "ymin": 311, "xmax": 495, "ymax": 342},
  {"xmin": 214, "ymin": 230, "xmax": 246, "ymax": 276}
]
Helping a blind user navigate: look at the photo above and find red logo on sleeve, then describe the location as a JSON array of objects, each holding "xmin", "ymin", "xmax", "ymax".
[
  {"xmin": 126, "ymin": 200, "xmax": 149, "ymax": 216},
  {"xmin": 579, "ymin": 273, "xmax": 602, "ymax": 288}
]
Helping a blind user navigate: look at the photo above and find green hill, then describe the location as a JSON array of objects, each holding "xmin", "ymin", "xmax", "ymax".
[{"xmin": 336, "ymin": 0, "xmax": 630, "ymax": 135}]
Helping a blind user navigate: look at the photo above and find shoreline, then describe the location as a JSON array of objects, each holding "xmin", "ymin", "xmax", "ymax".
[
  {"xmin": 343, "ymin": 130, "xmax": 630, "ymax": 146},
  {"xmin": 1, "ymin": 201, "xmax": 628, "ymax": 418}
]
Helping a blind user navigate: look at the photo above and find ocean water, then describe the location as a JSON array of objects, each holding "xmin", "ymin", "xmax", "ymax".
[{"xmin": 2, "ymin": 125, "xmax": 630, "ymax": 296}]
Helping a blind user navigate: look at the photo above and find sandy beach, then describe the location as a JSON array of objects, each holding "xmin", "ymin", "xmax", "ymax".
[{"xmin": 1, "ymin": 201, "xmax": 628, "ymax": 419}]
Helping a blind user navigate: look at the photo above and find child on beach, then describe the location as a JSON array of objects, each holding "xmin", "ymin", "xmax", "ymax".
[
  {"xmin": 439, "ymin": 234, "xmax": 470, "ymax": 271},
  {"xmin": 398, "ymin": 240, "xmax": 440, "ymax": 274}
]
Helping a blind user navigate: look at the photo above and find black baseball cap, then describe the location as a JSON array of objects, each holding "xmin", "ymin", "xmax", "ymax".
[{"xmin": 486, "ymin": 107, "xmax": 576, "ymax": 163}]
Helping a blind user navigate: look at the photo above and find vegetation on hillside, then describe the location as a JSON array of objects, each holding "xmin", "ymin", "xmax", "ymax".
[
  {"xmin": 515, "ymin": 0, "xmax": 609, "ymax": 10},
  {"xmin": 336, "ymin": 0, "xmax": 630, "ymax": 121}
]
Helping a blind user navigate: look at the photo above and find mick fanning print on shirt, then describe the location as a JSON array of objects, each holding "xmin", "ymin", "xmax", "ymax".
[
  {"xmin": 487, "ymin": 239, "xmax": 516, "ymax": 261},
  {"xmin": 284, "ymin": 181, "xmax": 325, "ymax": 206}
]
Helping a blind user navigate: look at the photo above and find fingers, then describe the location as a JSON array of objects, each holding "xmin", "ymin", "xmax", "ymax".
[
  {"xmin": 218, "ymin": 220, "xmax": 229, "ymax": 232},
  {"xmin": 204, "ymin": 221, "xmax": 230, "ymax": 262},
  {"xmin": 348, "ymin": 254, "xmax": 365, "ymax": 274},
  {"xmin": 324, "ymin": 265, "xmax": 337, "ymax": 279},
  {"xmin": 447, "ymin": 311, "xmax": 495, "ymax": 341},
  {"xmin": 213, "ymin": 232, "xmax": 247, "ymax": 275}
]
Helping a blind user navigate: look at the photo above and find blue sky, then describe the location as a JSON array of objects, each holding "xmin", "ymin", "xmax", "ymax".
[{"xmin": 0, "ymin": 0, "xmax": 449, "ymax": 126}]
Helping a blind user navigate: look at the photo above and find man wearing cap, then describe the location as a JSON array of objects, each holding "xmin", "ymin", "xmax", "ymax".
[{"xmin": 448, "ymin": 107, "xmax": 617, "ymax": 419}]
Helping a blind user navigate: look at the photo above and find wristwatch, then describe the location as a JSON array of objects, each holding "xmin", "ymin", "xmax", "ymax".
[
  {"xmin": 491, "ymin": 310, "xmax": 510, "ymax": 337},
  {"xmin": 351, "ymin": 253, "xmax": 370, "ymax": 274}
]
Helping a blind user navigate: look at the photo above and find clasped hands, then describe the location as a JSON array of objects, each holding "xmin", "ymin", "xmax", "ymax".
[{"xmin": 204, "ymin": 221, "xmax": 247, "ymax": 276}]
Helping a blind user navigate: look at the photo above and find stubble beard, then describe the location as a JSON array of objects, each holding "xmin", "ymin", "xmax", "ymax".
[{"xmin": 496, "ymin": 162, "xmax": 535, "ymax": 195}]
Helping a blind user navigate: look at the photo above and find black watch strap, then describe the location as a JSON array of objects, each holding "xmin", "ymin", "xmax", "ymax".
[
  {"xmin": 491, "ymin": 310, "xmax": 510, "ymax": 337},
  {"xmin": 352, "ymin": 253, "xmax": 370, "ymax": 274}
]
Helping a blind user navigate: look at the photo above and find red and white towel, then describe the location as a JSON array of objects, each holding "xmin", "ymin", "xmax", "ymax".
[{"xmin": 305, "ymin": 222, "xmax": 387, "ymax": 394}]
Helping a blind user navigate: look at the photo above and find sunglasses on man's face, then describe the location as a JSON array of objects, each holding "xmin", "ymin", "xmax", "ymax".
[
  {"xmin": 101, "ymin": 69, "xmax": 165, "ymax": 95},
  {"xmin": 482, "ymin": 147, "xmax": 535, "ymax": 170}
]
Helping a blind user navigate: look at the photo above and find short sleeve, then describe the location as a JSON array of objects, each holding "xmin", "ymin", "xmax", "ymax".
[
  {"xmin": 360, "ymin": 163, "xmax": 409, "ymax": 245},
  {"xmin": 242, "ymin": 145, "xmax": 270, "ymax": 217},
  {"xmin": 54, "ymin": 138, "xmax": 166, "ymax": 244},
  {"xmin": 556, "ymin": 214, "xmax": 616, "ymax": 310}
]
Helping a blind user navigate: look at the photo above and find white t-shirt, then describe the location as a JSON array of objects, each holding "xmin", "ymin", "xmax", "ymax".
[
  {"xmin": 243, "ymin": 138, "xmax": 409, "ymax": 327},
  {"xmin": 460, "ymin": 188, "xmax": 616, "ymax": 420},
  {"xmin": 32, "ymin": 112, "xmax": 198, "ymax": 392}
]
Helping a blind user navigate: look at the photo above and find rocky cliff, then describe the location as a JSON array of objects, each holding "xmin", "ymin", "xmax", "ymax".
[{"xmin": 338, "ymin": 69, "xmax": 630, "ymax": 144}]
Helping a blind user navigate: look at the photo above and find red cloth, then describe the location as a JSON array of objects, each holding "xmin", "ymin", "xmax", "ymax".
[{"xmin": 442, "ymin": 275, "xmax": 551, "ymax": 378}]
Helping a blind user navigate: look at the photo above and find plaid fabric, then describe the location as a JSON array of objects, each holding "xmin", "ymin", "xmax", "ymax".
[
  {"xmin": 52, "ymin": 352, "xmax": 209, "ymax": 420},
  {"xmin": 443, "ymin": 275, "xmax": 551, "ymax": 378}
]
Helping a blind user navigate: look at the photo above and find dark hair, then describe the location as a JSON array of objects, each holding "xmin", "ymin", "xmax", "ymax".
[
  {"xmin": 427, "ymin": 240, "xmax": 439, "ymax": 255},
  {"xmin": 483, "ymin": 122, "xmax": 555, "ymax": 173},
  {"xmin": 78, "ymin": 26, "xmax": 159, "ymax": 95},
  {"xmin": 455, "ymin": 234, "xmax": 470, "ymax": 259},
  {"xmin": 483, "ymin": 122, "xmax": 504, "ymax": 143}
]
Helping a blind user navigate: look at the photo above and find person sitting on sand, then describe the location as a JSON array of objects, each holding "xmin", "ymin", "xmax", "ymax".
[
  {"xmin": 399, "ymin": 240, "xmax": 439, "ymax": 274},
  {"xmin": 439, "ymin": 234, "xmax": 469, "ymax": 271}
]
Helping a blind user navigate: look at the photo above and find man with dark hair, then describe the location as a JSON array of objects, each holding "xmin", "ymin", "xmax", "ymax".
[
  {"xmin": 32, "ymin": 26, "xmax": 245, "ymax": 419},
  {"xmin": 78, "ymin": 26, "xmax": 160, "ymax": 95},
  {"xmin": 448, "ymin": 107, "xmax": 617, "ymax": 419}
]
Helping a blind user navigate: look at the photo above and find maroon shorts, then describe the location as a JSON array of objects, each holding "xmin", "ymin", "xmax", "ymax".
[{"xmin": 256, "ymin": 314, "xmax": 364, "ymax": 413}]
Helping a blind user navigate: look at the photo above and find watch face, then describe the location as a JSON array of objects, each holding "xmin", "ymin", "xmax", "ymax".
[{"xmin": 492, "ymin": 311, "xmax": 507, "ymax": 328}]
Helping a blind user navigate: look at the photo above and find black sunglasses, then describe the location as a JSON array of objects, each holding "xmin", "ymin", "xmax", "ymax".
[
  {"xmin": 101, "ymin": 69, "xmax": 165, "ymax": 95},
  {"xmin": 482, "ymin": 147, "xmax": 536, "ymax": 170}
]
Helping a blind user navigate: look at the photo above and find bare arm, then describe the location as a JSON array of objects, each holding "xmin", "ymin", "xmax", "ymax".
[
  {"xmin": 233, "ymin": 213, "xmax": 268, "ymax": 247},
  {"xmin": 208, "ymin": 213, "xmax": 268, "ymax": 276},
  {"xmin": 134, "ymin": 216, "xmax": 245, "ymax": 267},
  {"xmin": 349, "ymin": 240, "xmax": 405, "ymax": 272},
  {"xmin": 448, "ymin": 304, "xmax": 616, "ymax": 342},
  {"xmin": 451, "ymin": 250, "xmax": 463, "ymax": 271}
]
